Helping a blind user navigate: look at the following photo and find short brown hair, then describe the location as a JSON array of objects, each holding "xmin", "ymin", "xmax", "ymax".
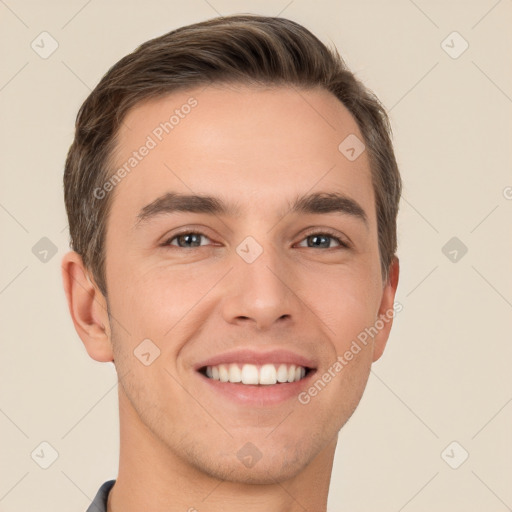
[{"xmin": 63, "ymin": 14, "xmax": 401, "ymax": 296}]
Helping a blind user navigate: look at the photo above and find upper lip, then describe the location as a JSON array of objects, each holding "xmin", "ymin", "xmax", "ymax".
[{"xmin": 193, "ymin": 348, "xmax": 317, "ymax": 371}]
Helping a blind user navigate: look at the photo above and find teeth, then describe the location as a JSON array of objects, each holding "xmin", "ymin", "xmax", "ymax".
[
  {"xmin": 228, "ymin": 363, "xmax": 242, "ymax": 383},
  {"xmin": 241, "ymin": 364, "xmax": 259, "ymax": 384},
  {"xmin": 276, "ymin": 364, "xmax": 289, "ymax": 383},
  {"xmin": 218, "ymin": 364, "xmax": 229, "ymax": 382},
  {"xmin": 260, "ymin": 364, "xmax": 276, "ymax": 385},
  {"xmin": 203, "ymin": 363, "xmax": 308, "ymax": 385}
]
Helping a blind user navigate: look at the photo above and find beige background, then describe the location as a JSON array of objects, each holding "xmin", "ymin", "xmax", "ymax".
[{"xmin": 1, "ymin": 0, "xmax": 511, "ymax": 511}]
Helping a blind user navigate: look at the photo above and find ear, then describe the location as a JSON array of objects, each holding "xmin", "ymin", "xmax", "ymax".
[
  {"xmin": 61, "ymin": 250, "xmax": 114, "ymax": 362},
  {"xmin": 372, "ymin": 256, "xmax": 400, "ymax": 362}
]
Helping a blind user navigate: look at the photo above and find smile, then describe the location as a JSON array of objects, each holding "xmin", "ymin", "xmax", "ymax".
[{"xmin": 199, "ymin": 363, "xmax": 312, "ymax": 385}]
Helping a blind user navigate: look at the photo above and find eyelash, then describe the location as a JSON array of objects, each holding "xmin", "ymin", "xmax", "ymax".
[{"xmin": 162, "ymin": 229, "xmax": 350, "ymax": 250}]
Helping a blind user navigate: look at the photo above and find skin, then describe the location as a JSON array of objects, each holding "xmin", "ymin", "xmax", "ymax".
[{"xmin": 62, "ymin": 83, "xmax": 399, "ymax": 512}]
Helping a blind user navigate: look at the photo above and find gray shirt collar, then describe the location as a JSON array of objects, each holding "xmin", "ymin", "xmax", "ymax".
[{"xmin": 86, "ymin": 480, "xmax": 115, "ymax": 512}]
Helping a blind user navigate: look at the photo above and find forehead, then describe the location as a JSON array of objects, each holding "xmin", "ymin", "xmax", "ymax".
[{"xmin": 108, "ymin": 84, "xmax": 375, "ymax": 226}]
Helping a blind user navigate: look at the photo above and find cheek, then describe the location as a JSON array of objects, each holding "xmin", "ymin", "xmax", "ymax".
[
  {"xmin": 108, "ymin": 260, "xmax": 224, "ymax": 350},
  {"xmin": 306, "ymin": 268, "xmax": 381, "ymax": 344}
]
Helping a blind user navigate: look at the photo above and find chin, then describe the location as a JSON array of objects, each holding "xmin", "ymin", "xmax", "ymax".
[
  {"xmin": 202, "ymin": 455, "xmax": 308, "ymax": 485},
  {"xmin": 182, "ymin": 434, "xmax": 322, "ymax": 485}
]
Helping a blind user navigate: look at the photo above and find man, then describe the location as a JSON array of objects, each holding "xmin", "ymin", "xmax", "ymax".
[{"xmin": 61, "ymin": 13, "xmax": 401, "ymax": 512}]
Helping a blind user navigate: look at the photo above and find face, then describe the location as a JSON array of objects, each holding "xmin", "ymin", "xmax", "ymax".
[{"xmin": 99, "ymin": 84, "xmax": 398, "ymax": 483}]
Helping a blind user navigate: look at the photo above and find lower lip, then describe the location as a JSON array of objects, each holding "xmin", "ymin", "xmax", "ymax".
[{"xmin": 196, "ymin": 370, "xmax": 317, "ymax": 406}]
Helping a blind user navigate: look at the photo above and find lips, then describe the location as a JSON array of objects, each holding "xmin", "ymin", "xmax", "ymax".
[
  {"xmin": 193, "ymin": 348, "xmax": 317, "ymax": 372},
  {"xmin": 192, "ymin": 348, "xmax": 318, "ymax": 405}
]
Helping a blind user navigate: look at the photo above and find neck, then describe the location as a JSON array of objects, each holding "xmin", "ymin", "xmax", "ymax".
[{"xmin": 107, "ymin": 388, "xmax": 337, "ymax": 512}]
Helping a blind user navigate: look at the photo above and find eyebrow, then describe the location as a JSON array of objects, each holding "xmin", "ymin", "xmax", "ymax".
[{"xmin": 135, "ymin": 191, "xmax": 368, "ymax": 228}]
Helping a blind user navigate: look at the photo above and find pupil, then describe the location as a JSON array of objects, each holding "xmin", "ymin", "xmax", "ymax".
[
  {"xmin": 180, "ymin": 233, "xmax": 200, "ymax": 247},
  {"xmin": 310, "ymin": 235, "xmax": 329, "ymax": 248}
]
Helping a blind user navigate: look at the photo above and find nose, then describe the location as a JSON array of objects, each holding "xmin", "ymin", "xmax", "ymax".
[{"xmin": 221, "ymin": 241, "xmax": 298, "ymax": 331}]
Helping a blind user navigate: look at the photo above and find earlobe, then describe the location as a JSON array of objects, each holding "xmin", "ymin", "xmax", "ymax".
[
  {"xmin": 61, "ymin": 251, "xmax": 114, "ymax": 363},
  {"xmin": 372, "ymin": 256, "xmax": 400, "ymax": 362}
]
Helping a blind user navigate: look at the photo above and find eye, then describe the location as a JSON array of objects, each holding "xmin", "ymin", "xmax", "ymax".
[
  {"xmin": 161, "ymin": 229, "xmax": 350, "ymax": 250},
  {"xmin": 163, "ymin": 231, "xmax": 212, "ymax": 249},
  {"xmin": 296, "ymin": 230, "xmax": 350, "ymax": 250}
]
